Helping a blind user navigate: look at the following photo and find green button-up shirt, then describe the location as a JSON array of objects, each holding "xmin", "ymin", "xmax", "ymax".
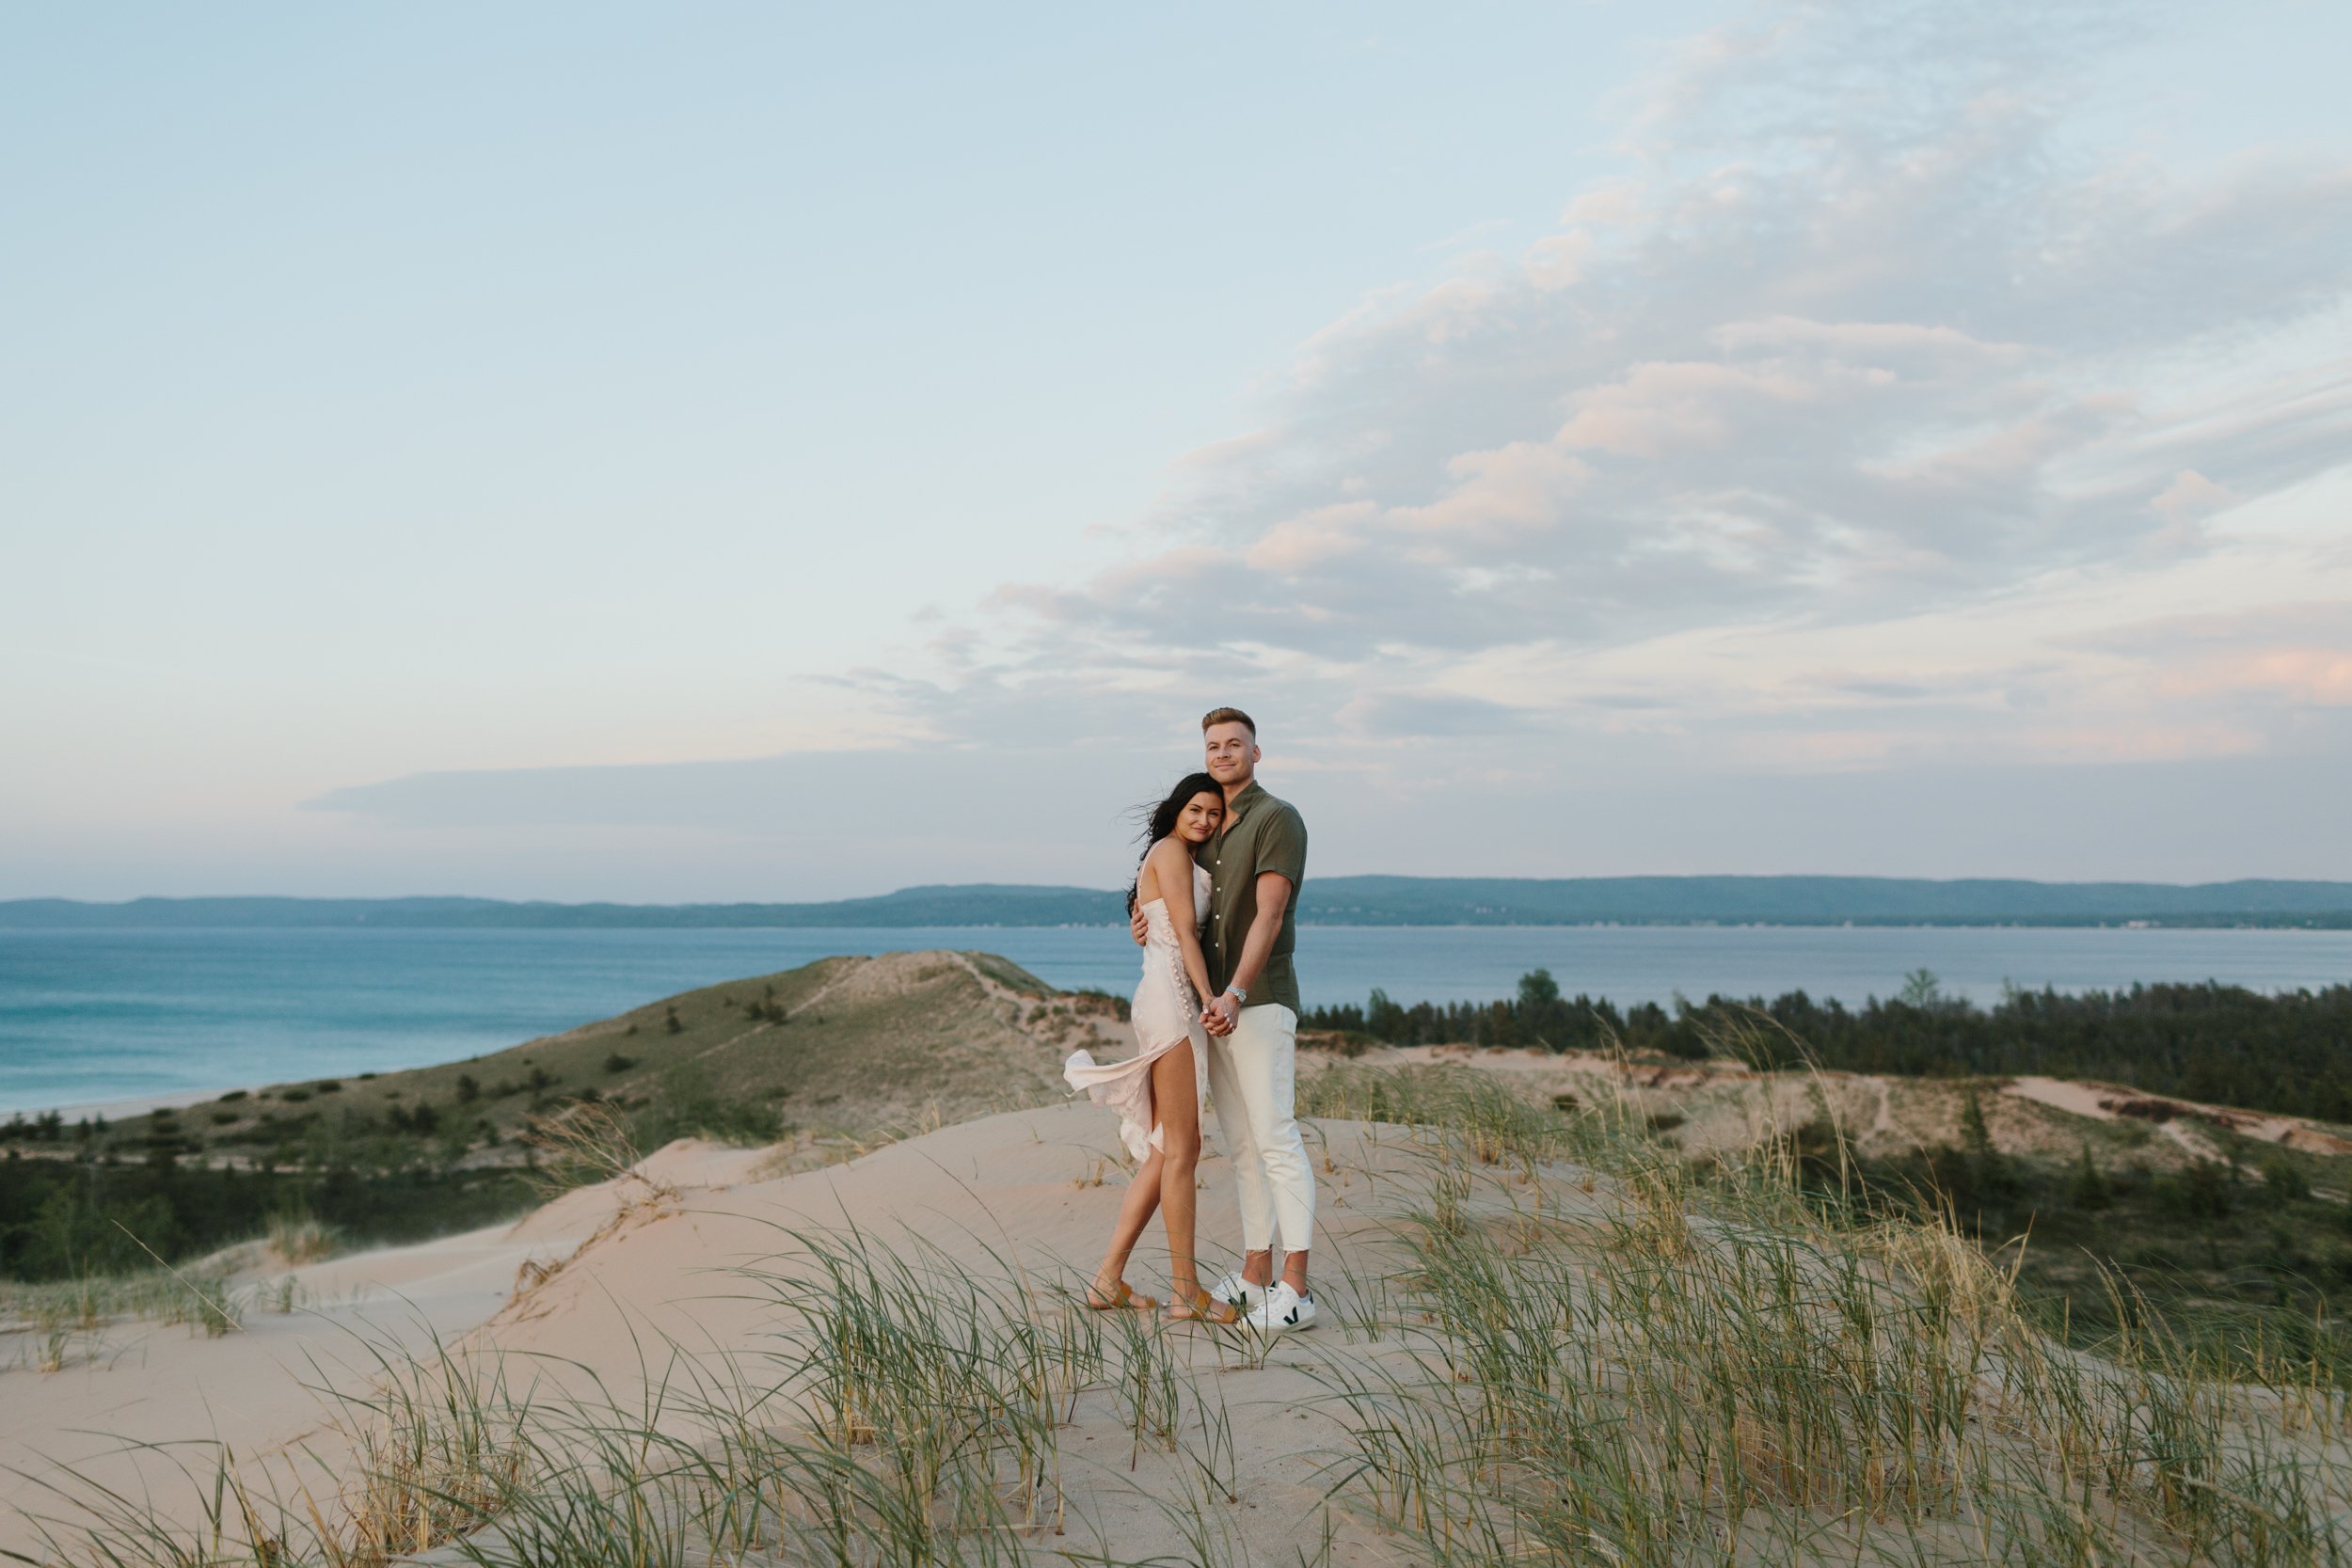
[{"xmin": 1194, "ymin": 779, "xmax": 1308, "ymax": 1014}]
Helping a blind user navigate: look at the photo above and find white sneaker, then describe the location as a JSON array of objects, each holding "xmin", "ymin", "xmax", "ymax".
[
  {"xmin": 1244, "ymin": 1281, "xmax": 1318, "ymax": 1335},
  {"xmin": 1210, "ymin": 1272, "xmax": 1263, "ymax": 1313}
]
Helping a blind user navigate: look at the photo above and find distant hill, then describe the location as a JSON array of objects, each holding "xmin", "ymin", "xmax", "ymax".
[
  {"xmin": 1299, "ymin": 875, "xmax": 2352, "ymax": 927},
  {"xmin": 8, "ymin": 875, "xmax": 2352, "ymax": 928},
  {"xmin": 0, "ymin": 885, "xmax": 1119, "ymax": 929}
]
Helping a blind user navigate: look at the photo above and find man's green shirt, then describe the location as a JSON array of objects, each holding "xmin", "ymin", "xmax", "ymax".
[{"xmin": 1194, "ymin": 779, "xmax": 1308, "ymax": 1014}]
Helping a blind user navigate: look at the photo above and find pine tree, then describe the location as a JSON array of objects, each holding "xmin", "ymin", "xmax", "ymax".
[{"xmin": 1960, "ymin": 1085, "xmax": 1994, "ymax": 1160}]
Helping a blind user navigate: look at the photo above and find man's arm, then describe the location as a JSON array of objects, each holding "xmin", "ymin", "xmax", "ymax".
[
  {"xmin": 1202, "ymin": 870, "xmax": 1291, "ymax": 1034},
  {"xmin": 1228, "ymin": 870, "xmax": 1290, "ymax": 997}
]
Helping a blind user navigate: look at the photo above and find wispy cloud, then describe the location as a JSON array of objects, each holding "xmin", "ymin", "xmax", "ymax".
[
  {"xmin": 904, "ymin": 0, "xmax": 2352, "ymax": 776},
  {"xmin": 299, "ymin": 0, "xmax": 2352, "ymax": 893}
]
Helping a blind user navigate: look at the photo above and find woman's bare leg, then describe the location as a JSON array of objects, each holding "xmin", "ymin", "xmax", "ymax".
[
  {"xmin": 1151, "ymin": 1043, "xmax": 1206, "ymax": 1303},
  {"xmin": 1091, "ymin": 1131, "xmax": 1166, "ymax": 1305}
]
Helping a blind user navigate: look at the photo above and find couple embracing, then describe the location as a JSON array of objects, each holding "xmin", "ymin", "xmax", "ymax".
[{"xmin": 1063, "ymin": 707, "xmax": 1316, "ymax": 1333}]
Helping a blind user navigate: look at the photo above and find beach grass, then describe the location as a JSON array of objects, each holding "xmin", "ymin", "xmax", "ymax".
[
  {"xmin": 2, "ymin": 1264, "xmax": 251, "ymax": 1373},
  {"xmin": 13, "ymin": 1066, "xmax": 2352, "ymax": 1566}
]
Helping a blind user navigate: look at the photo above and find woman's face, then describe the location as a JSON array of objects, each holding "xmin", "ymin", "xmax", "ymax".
[{"xmin": 1176, "ymin": 791, "xmax": 1224, "ymax": 845}]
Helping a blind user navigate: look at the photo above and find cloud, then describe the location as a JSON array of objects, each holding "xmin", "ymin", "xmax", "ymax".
[
  {"xmin": 2153, "ymin": 469, "xmax": 2235, "ymax": 527},
  {"xmin": 2073, "ymin": 602, "xmax": 2352, "ymax": 709},
  {"xmin": 895, "ymin": 0, "xmax": 2352, "ymax": 768},
  {"xmin": 289, "ymin": 0, "xmax": 2344, "ymax": 895}
]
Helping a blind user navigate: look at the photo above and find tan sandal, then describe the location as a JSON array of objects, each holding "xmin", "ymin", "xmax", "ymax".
[
  {"xmin": 1168, "ymin": 1287, "xmax": 1240, "ymax": 1324},
  {"xmin": 1085, "ymin": 1279, "xmax": 1158, "ymax": 1311}
]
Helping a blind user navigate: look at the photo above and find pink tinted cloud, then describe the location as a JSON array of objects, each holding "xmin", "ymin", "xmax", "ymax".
[{"xmin": 903, "ymin": 1, "xmax": 2352, "ymax": 761}]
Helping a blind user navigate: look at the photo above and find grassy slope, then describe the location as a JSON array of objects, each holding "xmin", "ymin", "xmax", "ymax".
[
  {"xmin": 67, "ymin": 950, "xmax": 1120, "ymax": 1171},
  {"xmin": 1300, "ymin": 1042, "xmax": 2352, "ymax": 1363}
]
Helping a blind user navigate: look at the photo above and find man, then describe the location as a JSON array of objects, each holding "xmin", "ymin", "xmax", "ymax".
[{"xmin": 1132, "ymin": 706, "xmax": 1315, "ymax": 1332}]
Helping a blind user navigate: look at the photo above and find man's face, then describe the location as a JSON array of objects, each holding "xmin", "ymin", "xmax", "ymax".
[{"xmin": 1203, "ymin": 722, "xmax": 1259, "ymax": 786}]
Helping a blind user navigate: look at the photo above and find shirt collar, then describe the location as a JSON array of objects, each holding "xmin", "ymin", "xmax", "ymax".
[{"xmin": 1223, "ymin": 779, "xmax": 1267, "ymax": 825}]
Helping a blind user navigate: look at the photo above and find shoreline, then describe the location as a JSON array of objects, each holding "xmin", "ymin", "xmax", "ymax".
[
  {"xmin": 15, "ymin": 1084, "xmax": 258, "ymax": 1123},
  {"xmin": 9, "ymin": 924, "xmax": 2350, "ymax": 1121}
]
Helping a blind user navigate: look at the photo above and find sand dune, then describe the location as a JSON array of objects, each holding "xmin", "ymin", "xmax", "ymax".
[
  {"xmin": 1336, "ymin": 1041, "xmax": 2352, "ymax": 1168},
  {"xmin": 2, "ymin": 1104, "xmax": 1454, "ymax": 1565},
  {"xmin": 17, "ymin": 1029, "xmax": 2352, "ymax": 1563}
]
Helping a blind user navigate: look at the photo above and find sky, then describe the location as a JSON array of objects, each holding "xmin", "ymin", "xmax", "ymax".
[{"xmin": 5, "ymin": 0, "xmax": 2350, "ymax": 902}]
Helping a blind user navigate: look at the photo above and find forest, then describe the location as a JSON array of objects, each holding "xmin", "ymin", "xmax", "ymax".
[
  {"xmin": 0, "ymin": 1126, "xmax": 531, "ymax": 1281},
  {"xmin": 1303, "ymin": 971, "xmax": 2352, "ymax": 1122}
]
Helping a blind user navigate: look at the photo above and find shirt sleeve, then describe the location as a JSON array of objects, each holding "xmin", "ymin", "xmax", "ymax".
[{"xmin": 1257, "ymin": 804, "xmax": 1308, "ymax": 889}]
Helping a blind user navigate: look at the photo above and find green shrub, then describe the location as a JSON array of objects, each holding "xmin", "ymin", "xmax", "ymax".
[
  {"xmin": 16, "ymin": 1190, "xmax": 182, "ymax": 1278},
  {"xmin": 630, "ymin": 1064, "xmax": 781, "ymax": 1149},
  {"xmin": 2259, "ymin": 1151, "xmax": 2312, "ymax": 1204},
  {"xmin": 2155, "ymin": 1159, "xmax": 2233, "ymax": 1219},
  {"xmin": 2068, "ymin": 1143, "xmax": 2113, "ymax": 1210}
]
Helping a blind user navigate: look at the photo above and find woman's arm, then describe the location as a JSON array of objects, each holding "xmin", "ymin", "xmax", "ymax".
[
  {"xmin": 1149, "ymin": 839, "xmax": 1216, "ymax": 1006},
  {"xmin": 1134, "ymin": 845, "xmax": 1161, "ymax": 915}
]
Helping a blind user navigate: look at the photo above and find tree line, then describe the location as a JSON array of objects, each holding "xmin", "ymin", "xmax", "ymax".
[
  {"xmin": 0, "ymin": 1057, "xmax": 777, "ymax": 1282},
  {"xmin": 1301, "ymin": 971, "xmax": 2352, "ymax": 1122}
]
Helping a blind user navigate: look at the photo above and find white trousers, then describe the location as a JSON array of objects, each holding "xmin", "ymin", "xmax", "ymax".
[{"xmin": 1205, "ymin": 1003, "xmax": 1314, "ymax": 1254}]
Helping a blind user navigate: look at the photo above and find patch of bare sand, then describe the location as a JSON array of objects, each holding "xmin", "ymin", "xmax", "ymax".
[{"xmin": 2000, "ymin": 1076, "xmax": 2352, "ymax": 1161}]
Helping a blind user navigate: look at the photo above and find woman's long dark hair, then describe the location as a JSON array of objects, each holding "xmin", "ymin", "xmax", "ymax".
[{"xmin": 1126, "ymin": 771, "xmax": 1223, "ymax": 916}]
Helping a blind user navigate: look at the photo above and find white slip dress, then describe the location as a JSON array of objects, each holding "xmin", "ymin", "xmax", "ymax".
[{"xmin": 1063, "ymin": 863, "xmax": 1213, "ymax": 1163}]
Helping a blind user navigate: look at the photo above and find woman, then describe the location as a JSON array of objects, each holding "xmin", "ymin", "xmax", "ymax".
[{"xmin": 1064, "ymin": 772, "xmax": 1238, "ymax": 1323}]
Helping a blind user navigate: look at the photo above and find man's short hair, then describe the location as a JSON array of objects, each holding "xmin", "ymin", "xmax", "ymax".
[{"xmin": 1200, "ymin": 706, "xmax": 1256, "ymax": 736}]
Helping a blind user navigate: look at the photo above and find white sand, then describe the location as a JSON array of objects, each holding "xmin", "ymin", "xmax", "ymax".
[
  {"xmin": 2001, "ymin": 1075, "xmax": 2352, "ymax": 1159},
  {"xmin": 2, "ymin": 1108, "xmax": 1461, "ymax": 1565},
  {"xmin": 21, "ymin": 1065, "xmax": 2338, "ymax": 1561}
]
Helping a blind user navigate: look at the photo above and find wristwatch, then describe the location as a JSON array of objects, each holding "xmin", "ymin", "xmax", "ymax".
[{"xmin": 1224, "ymin": 985, "xmax": 1248, "ymax": 1006}]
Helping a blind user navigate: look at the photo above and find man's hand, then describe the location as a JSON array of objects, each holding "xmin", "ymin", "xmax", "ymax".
[
  {"xmin": 1203, "ymin": 991, "xmax": 1240, "ymax": 1037},
  {"xmin": 1129, "ymin": 903, "xmax": 1150, "ymax": 946}
]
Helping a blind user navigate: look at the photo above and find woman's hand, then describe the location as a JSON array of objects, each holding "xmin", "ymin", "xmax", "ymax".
[
  {"xmin": 1184, "ymin": 960, "xmax": 1216, "ymax": 1019},
  {"xmin": 1130, "ymin": 903, "xmax": 1151, "ymax": 945}
]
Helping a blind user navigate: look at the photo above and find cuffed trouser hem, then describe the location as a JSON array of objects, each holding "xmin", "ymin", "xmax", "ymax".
[{"xmin": 1206, "ymin": 1003, "xmax": 1314, "ymax": 1254}]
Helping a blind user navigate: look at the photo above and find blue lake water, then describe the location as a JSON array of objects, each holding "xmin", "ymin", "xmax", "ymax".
[{"xmin": 4, "ymin": 924, "xmax": 2350, "ymax": 1116}]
